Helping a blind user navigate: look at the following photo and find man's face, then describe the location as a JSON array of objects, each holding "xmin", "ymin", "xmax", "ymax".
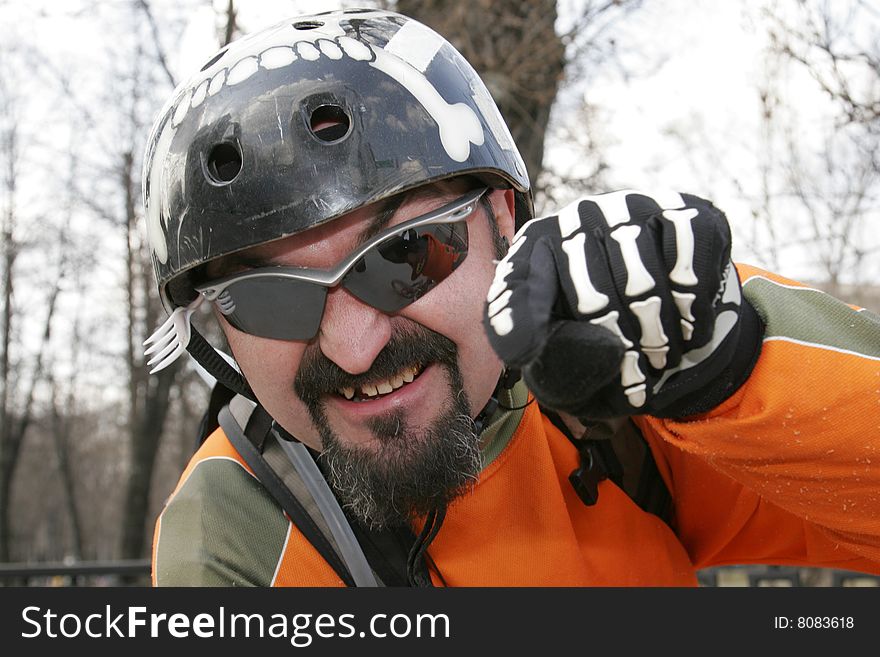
[{"xmin": 211, "ymin": 183, "xmax": 516, "ymax": 527}]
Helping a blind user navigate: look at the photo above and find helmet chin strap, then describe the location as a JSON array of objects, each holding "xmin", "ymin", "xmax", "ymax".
[{"xmin": 186, "ymin": 326, "xmax": 257, "ymax": 402}]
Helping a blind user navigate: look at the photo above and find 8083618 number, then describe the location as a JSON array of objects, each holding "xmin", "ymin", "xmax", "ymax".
[{"xmin": 797, "ymin": 617, "xmax": 853, "ymax": 629}]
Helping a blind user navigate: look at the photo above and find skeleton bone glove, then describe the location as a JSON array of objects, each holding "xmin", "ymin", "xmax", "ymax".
[{"xmin": 484, "ymin": 191, "xmax": 763, "ymax": 419}]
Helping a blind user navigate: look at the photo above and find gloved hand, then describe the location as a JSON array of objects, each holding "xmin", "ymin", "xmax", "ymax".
[{"xmin": 484, "ymin": 190, "xmax": 763, "ymax": 419}]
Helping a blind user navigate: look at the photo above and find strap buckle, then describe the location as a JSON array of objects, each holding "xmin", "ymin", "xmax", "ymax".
[{"xmin": 568, "ymin": 437, "xmax": 623, "ymax": 506}]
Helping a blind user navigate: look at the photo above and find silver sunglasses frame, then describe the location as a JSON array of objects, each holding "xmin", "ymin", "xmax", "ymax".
[{"xmin": 195, "ymin": 187, "xmax": 489, "ymax": 302}]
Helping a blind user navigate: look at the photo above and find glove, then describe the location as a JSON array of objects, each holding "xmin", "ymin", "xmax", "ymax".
[{"xmin": 484, "ymin": 190, "xmax": 763, "ymax": 419}]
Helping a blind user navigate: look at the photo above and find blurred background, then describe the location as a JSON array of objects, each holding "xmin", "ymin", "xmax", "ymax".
[{"xmin": 0, "ymin": 0, "xmax": 877, "ymax": 586}]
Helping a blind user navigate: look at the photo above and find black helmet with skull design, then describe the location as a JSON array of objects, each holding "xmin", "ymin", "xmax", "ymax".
[{"xmin": 143, "ymin": 8, "xmax": 532, "ymax": 308}]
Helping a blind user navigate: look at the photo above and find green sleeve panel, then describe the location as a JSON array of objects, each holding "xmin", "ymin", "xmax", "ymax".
[
  {"xmin": 154, "ymin": 457, "xmax": 289, "ymax": 586},
  {"xmin": 858, "ymin": 307, "xmax": 880, "ymax": 326},
  {"xmin": 743, "ymin": 276, "xmax": 880, "ymax": 358}
]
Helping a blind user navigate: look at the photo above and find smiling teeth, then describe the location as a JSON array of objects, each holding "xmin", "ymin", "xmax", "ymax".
[{"xmin": 339, "ymin": 366, "xmax": 421, "ymax": 400}]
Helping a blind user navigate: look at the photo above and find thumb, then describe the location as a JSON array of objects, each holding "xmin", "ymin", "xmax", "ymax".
[
  {"xmin": 522, "ymin": 319, "xmax": 626, "ymax": 417},
  {"xmin": 485, "ymin": 234, "xmax": 560, "ymax": 367}
]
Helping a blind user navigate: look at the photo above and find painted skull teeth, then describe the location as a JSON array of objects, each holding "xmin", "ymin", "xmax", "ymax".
[{"xmin": 338, "ymin": 365, "xmax": 422, "ymax": 400}]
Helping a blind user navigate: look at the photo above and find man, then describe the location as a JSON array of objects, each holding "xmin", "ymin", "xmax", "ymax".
[{"xmin": 144, "ymin": 9, "xmax": 880, "ymax": 586}]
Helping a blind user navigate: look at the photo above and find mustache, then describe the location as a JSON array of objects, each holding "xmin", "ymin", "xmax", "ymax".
[{"xmin": 294, "ymin": 321, "xmax": 459, "ymax": 405}]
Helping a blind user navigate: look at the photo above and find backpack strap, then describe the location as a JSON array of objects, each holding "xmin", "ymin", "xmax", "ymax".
[
  {"xmin": 224, "ymin": 397, "xmax": 380, "ymax": 586},
  {"xmin": 543, "ymin": 409, "xmax": 674, "ymax": 527},
  {"xmin": 221, "ymin": 397, "xmax": 428, "ymax": 586},
  {"xmin": 219, "ymin": 402, "xmax": 363, "ymax": 586},
  {"xmin": 261, "ymin": 417, "xmax": 416, "ymax": 585},
  {"xmin": 273, "ymin": 433, "xmax": 379, "ymax": 587},
  {"xmin": 196, "ymin": 382, "xmax": 236, "ymax": 446},
  {"xmin": 604, "ymin": 418, "xmax": 673, "ymax": 523}
]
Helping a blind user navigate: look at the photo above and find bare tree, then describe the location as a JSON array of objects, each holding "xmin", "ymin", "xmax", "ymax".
[
  {"xmin": 117, "ymin": 27, "xmax": 181, "ymax": 560},
  {"xmin": 767, "ymin": 0, "xmax": 880, "ymax": 132},
  {"xmin": 761, "ymin": 0, "xmax": 880, "ymax": 298},
  {"xmin": 119, "ymin": 0, "xmax": 246, "ymax": 560},
  {"xmin": 220, "ymin": 0, "xmax": 239, "ymax": 46},
  {"xmin": 0, "ymin": 11, "xmax": 115, "ymax": 562},
  {"xmin": 0, "ymin": 56, "xmax": 20, "ymax": 562},
  {"xmin": 650, "ymin": 2, "xmax": 879, "ymax": 300},
  {"xmin": 0, "ymin": 47, "xmax": 63, "ymax": 562},
  {"xmin": 0, "ymin": 242, "xmax": 65, "ymax": 561},
  {"xmin": 47, "ymin": 328, "xmax": 85, "ymax": 560},
  {"xmin": 41, "ymin": 0, "xmax": 195, "ymax": 561}
]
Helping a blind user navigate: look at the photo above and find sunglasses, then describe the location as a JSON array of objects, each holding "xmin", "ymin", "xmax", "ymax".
[{"xmin": 195, "ymin": 187, "xmax": 487, "ymax": 341}]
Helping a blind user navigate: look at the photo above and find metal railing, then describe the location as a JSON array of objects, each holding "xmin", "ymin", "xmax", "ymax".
[
  {"xmin": 0, "ymin": 559, "xmax": 151, "ymax": 586},
  {"xmin": 698, "ymin": 565, "xmax": 880, "ymax": 587}
]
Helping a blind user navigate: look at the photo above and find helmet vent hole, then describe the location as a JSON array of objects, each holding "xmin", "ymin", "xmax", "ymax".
[
  {"xmin": 200, "ymin": 49, "xmax": 227, "ymax": 72},
  {"xmin": 293, "ymin": 20, "xmax": 324, "ymax": 30},
  {"xmin": 205, "ymin": 142, "xmax": 242, "ymax": 184},
  {"xmin": 309, "ymin": 105, "xmax": 351, "ymax": 143}
]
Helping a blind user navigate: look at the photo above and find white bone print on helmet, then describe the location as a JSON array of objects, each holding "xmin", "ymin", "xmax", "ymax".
[{"xmin": 370, "ymin": 29, "xmax": 484, "ymax": 162}]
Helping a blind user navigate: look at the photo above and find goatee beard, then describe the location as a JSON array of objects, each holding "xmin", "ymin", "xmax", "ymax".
[{"xmin": 294, "ymin": 322, "xmax": 483, "ymax": 530}]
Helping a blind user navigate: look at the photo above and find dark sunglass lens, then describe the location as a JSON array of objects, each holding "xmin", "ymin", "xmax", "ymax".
[
  {"xmin": 343, "ymin": 221, "xmax": 468, "ymax": 312},
  {"xmin": 219, "ymin": 277, "xmax": 327, "ymax": 340}
]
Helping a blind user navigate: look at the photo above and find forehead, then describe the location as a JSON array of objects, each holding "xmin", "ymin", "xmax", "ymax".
[{"xmin": 206, "ymin": 180, "xmax": 473, "ymax": 276}]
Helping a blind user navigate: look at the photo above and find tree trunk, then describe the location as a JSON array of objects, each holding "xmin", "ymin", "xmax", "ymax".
[
  {"xmin": 222, "ymin": 0, "xmax": 238, "ymax": 46},
  {"xmin": 0, "ymin": 101, "xmax": 18, "ymax": 562},
  {"xmin": 50, "ymin": 378, "xmax": 84, "ymax": 560},
  {"xmin": 119, "ymin": 143, "xmax": 181, "ymax": 559},
  {"xmin": 48, "ymin": 269, "xmax": 85, "ymax": 561},
  {"xmin": 120, "ymin": 365, "xmax": 177, "ymax": 559},
  {"xmin": 115, "ymin": 1, "xmax": 188, "ymax": 562},
  {"xmin": 0, "ymin": 222, "xmax": 13, "ymax": 562},
  {"xmin": 0, "ymin": 274, "xmax": 61, "ymax": 561}
]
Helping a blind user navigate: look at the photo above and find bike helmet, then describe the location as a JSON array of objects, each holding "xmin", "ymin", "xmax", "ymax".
[{"xmin": 143, "ymin": 8, "xmax": 532, "ymax": 310}]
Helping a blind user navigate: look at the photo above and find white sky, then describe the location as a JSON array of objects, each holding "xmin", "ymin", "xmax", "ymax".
[{"xmin": 589, "ymin": 1, "xmax": 768, "ymax": 184}]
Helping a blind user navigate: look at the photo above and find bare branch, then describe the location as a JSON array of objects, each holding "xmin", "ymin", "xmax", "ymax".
[{"xmin": 136, "ymin": 0, "xmax": 177, "ymax": 88}]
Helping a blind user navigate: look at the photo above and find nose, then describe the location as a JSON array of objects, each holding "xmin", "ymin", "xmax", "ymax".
[{"xmin": 317, "ymin": 286, "xmax": 392, "ymax": 375}]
